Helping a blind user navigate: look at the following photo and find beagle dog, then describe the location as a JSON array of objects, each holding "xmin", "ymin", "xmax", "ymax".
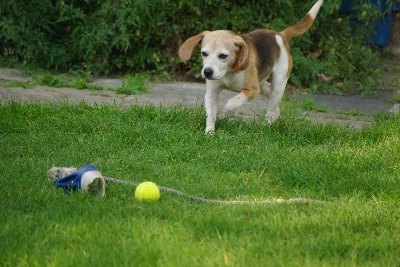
[{"xmin": 179, "ymin": 0, "xmax": 323, "ymax": 133}]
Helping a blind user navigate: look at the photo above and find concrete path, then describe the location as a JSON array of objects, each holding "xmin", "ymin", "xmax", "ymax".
[{"xmin": 0, "ymin": 68, "xmax": 398, "ymax": 130}]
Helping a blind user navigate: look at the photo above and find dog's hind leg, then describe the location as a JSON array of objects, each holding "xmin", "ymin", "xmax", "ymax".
[
  {"xmin": 265, "ymin": 35, "xmax": 290, "ymax": 124},
  {"xmin": 260, "ymin": 80, "xmax": 271, "ymax": 98},
  {"xmin": 265, "ymin": 76, "xmax": 288, "ymax": 124}
]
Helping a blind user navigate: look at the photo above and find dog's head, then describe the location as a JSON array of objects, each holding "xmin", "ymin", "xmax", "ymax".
[{"xmin": 178, "ymin": 30, "xmax": 250, "ymax": 80}]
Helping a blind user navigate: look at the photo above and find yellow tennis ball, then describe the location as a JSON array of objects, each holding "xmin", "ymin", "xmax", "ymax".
[{"xmin": 134, "ymin": 182, "xmax": 160, "ymax": 202}]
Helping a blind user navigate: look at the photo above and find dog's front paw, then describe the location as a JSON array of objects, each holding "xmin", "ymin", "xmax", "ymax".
[
  {"xmin": 205, "ymin": 127, "xmax": 215, "ymax": 134},
  {"xmin": 265, "ymin": 110, "xmax": 280, "ymax": 124},
  {"xmin": 224, "ymin": 109, "xmax": 237, "ymax": 118}
]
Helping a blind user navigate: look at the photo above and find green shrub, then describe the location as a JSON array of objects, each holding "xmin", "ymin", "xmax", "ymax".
[{"xmin": 0, "ymin": 0, "xmax": 395, "ymax": 94}]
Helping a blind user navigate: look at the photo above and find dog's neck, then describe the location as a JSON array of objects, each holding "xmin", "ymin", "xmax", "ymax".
[
  {"xmin": 232, "ymin": 61, "xmax": 240, "ymax": 71},
  {"xmin": 227, "ymin": 60, "xmax": 241, "ymax": 75}
]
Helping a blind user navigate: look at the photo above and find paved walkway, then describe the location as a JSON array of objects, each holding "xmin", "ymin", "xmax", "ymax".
[{"xmin": 0, "ymin": 68, "xmax": 398, "ymax": 129}]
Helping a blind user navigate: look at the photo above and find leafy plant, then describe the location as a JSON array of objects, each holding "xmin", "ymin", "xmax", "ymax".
[
  {"xmin": 0, "ymin": 0, "xmax": 397, "ymax": 95},
  {"xmin": 350, "ymin": 0, "xmax": 395, "ymax": 22}
]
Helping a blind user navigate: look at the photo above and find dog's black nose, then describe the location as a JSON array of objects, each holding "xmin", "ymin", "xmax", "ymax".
[{"xmin": 203, "ymin": 67, "xmax": 214, "ymax": 78}]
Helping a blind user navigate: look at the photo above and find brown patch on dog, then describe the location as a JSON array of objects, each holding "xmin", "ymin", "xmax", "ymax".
[
  {"xmin": 232, "ymin": 36, "xmax": 250, "ymax": 71},
  {"xmin": 178, "ymin": 31, "xmax": 209, "ymax": 62},
  {"xmin": 281, "ymin": 14, "xmax": 314, "ymax": 41}
]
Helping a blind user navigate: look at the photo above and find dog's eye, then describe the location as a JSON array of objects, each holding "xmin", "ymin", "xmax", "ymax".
[
  {"xmin": 201, "ymin": 51, "xmax": 208, "ymax": 57},
  {"xmin": 218, "ymin": 54, "xmax": 228, "ymax": 59}
]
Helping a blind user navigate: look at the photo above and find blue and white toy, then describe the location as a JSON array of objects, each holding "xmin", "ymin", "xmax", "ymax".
[{"xmin": 51, "ymin": 164, "xmax": 105, "ymax": 196}]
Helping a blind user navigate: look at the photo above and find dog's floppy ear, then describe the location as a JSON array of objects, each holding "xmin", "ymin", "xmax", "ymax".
[
  {"xmin": 178, "ymin": 31, "xmax": 209, "ymax": 62},
  {"xmin": 233, "ymin": 37, "xmax": 250, "ymax": 71}
]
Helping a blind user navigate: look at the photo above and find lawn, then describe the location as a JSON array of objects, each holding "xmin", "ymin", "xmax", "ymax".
[{"xmin": 0, "ymin": 100, "xmax": 399, "ymax": 266}]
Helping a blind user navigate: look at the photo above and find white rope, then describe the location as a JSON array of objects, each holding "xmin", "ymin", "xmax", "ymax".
[
  {"xmin": 48, "ymin": 167, "xmax": 331, "ymax": 205},
  {"xmin": 103, "ymin": 176, "xmax": 331, "ymax": 205}
]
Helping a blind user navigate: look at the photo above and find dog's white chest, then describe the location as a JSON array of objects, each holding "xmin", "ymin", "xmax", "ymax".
[{"xmin": 219, "ymin": 71, "xmax": 245, "ymax": 92}]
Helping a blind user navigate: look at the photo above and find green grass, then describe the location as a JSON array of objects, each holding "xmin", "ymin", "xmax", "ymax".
[
  {"xmin": 3, "ymin": 70, "xmax": 151, "ymax": 95},
  {"xmin": 33, "ymin": 73, "xmax": 103, "ymax": 91},
  {"xmin": 387, "ymin": 92, "xmax": 400, "ymax": 104},
  {"xmin": 1, "ymin": 72, "xmax": 103, "ymax": 91},
  {"xmin": 2, "ymin": 80, "xmax": 36, "ymax": 89},
  {"xmin": 1, "ymin": 101, "xmax": 399, "ymax": 266},
  {"xmin": 295, "ymin": 96, "xmax": 328, "ymax": 113},
  {"xmin": 114, "ymin": 74, "xmax": 150, "ymax": 95}
]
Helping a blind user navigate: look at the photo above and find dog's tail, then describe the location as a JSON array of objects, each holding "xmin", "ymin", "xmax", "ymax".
[{"xmin": 280, "ymin": 0, "xmax": 323, "ymax": 41}]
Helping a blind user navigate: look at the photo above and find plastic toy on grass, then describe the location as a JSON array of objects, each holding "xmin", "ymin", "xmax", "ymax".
[{"xmin": 51, "ymin": 164, "xmax": 105, "ymax": 196}]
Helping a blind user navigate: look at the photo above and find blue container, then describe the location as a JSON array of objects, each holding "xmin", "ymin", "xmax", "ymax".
[{"xmin": 339, "ymin": 0, "xmax": 395, "ymax": 46}]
